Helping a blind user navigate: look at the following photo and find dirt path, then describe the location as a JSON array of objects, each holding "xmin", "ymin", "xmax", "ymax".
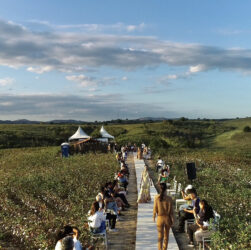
[{"xmin": 107, "ymin": 153, "xmax": 137, "ymax": 250}]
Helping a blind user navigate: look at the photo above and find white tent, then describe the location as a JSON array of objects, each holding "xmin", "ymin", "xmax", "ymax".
[
  {"xmin": 100, "ymin": 126, "xmax": 114, "ymax": 139},
  {"xmin": 68, "ymin": 126, "xmax": 90, "ymax": 141}
]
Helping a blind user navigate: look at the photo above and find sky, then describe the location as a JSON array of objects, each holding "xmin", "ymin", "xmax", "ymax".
[{"xmin": 0, "ymin": 0, "xmax": 251, "ymax": 121}]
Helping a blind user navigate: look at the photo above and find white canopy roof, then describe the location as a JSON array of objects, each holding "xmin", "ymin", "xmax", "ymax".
[
  {"xmin": 68, "ymin": 126, "xmax": 90, "ymax": 141},
  {"xmin": 100, "ymin": 126, "xmax": 114, "ymax": 139}
]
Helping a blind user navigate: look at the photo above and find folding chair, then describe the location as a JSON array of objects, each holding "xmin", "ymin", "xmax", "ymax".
[{"xmin": 89, "ymin": 220, "xmax": 109, "ymax": 249}]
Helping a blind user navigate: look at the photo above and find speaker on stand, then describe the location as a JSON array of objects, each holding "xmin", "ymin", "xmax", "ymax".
[{"xmin": 186, "ymin": 162, "xmax": 196, "ymax": 183}]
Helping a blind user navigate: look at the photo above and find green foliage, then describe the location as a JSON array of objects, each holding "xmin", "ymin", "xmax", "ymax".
[
  {"xmin": 0, "ymin": 147, "xmax": 118, "ymax": 249},
  {"xmin": 155, "ymin": 149, "xmax": 251, "ymax": 249},
  {"xmin": 243, "ymin": 125, "xmax": 251, "ymax": 132},
  {"xmin": 0, "ymin": 124, "xmax": 97, "ymax": 149},
  {"xmin": 1, "ymin": 118, "xmax": 251, "ymax": 248}
]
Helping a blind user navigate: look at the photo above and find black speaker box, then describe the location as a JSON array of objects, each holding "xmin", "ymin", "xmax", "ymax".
[{"xmin": 186, "ymin": 162, "xmax": 196, "ymax": 180}]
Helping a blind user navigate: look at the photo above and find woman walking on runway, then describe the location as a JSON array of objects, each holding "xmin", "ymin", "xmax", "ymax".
[
  {"xmin": 153, "ymin": 183, "xmax": 174, "ymax": 250},
  {"xmin": 137, "ymin": 165, "xmax": 152, "ymax": 203}
]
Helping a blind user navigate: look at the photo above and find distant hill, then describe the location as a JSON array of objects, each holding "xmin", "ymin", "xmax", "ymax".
[
  {"xmin": 0, "ymin": 117, "xmax": 249, "ymax": 124},
  {"xmin": 137, "ymin": 117, "xmax": 168, "ymax": 121},
  {"xmin": 0, "ymin": 119, "xmax": 86, "ymax": 124},
  {"xmin": 49, "ymin": 120, "xmax": 87, "ymax": 124},
  {"xmin": 0, "ymin": 118, "xmax": 168, "ymax": 124},
  {"xmin": 0, "ymin": 119, "xmax": 40, "ymax": 124}
]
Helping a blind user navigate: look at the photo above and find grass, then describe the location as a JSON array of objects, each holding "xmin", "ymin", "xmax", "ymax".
[
  {"xmin": 0, "ymin": 117, "xmax": 251, "ymax": 249},
  {"xmin": 0, "ymin": 147, "xmax": 118, "ymax": 249}
]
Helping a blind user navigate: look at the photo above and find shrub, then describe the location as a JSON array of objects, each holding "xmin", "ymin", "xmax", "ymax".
[{"xmin": 243, "ymin": 126, "xmax": 251, "ymax": 132}]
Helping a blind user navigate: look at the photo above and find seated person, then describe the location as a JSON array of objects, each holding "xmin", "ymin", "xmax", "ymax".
[
  {"xmin": 55, "ymin": 225, "xmax": 81, "ymax": 250},
  {"xmin": 110, "ymin": 191, "xmax": 124, "ymax": 215},
  {"xmin": 178, "ymin": 188, "xmax": 200, "ymax": 233},
  {"xmin": 95, "ymin": 194, "xmax": 118, "ymax": 232},
  {"xmin": 88, "ymin": 202, "xmax": 106, "ymax": 234},
  {"xmin": 158, "ymin": 169, "xmax": 169, "ymax": 184},
  {"xmin": 179, "ymin": 184, "xmax": 193, "ymax": 211},
  {"xmin": 61, "ymin": 236, "xmax": 74, "ymax": 250},
  {"xmin": 72, "ymin": 227, "xmax": 83, "ymax": 250},
  {"xmin": 187, "ymin": 199, "xmax": 214, "ymax": 246},
  {"xmin": 156, "ymin": 157, "xmax": 164, "ymax": 172},
  {"xmin": 117, "ymin": 171, "xmax": 128, "ymax": 190},
  {"xmin": 120, "ymin": 163, "xmax": 129, "ymax": 177},
  {"xmin": 122, "ymin": 150, "xmax": 127, "ymax": 161},
  {"xmin": 104, "ymin": 191, "xmax": 119, "ymax": 216},
  {"xmin": 112, "ymin": 180, "xmax": 130, "ymax": 208},
  {"xmin": 104, "ymin": 183, "xmax": 124, "ymax": 214},
  {"xmin": 96, "ymin": 194, "xmax": 105, "ymax": 209}
]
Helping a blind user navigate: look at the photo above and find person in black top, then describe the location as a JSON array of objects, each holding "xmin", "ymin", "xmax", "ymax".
[
  {"xmin": 178, "ymin": 188, "xmax": 200, "ymax": 233},
  {"xmin": 187, "ymin": 199, "xmax": 214, "ymax": 245}
]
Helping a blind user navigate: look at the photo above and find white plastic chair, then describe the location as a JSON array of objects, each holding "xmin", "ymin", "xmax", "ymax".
[
  {"xmin": 89, "ymin": 220, "xmax": 109, "ymax": 249},
  {"xmin": 167, "ymin": 180, "xmax": 177, "ymax": 195},
  {"xmin": 175, "ymin": 198, "xmax": 187, "ymax": 210},
  {"xmin": 185, "ymin": 218, "xmax": 195, "ymax": 233},
  {"xmin": 198, "ymin": 211, "xmax": 221, "ymax": 249},
  {"xmin": 169, "ymin": 182, "xmax": 182, "ymax": 198}
]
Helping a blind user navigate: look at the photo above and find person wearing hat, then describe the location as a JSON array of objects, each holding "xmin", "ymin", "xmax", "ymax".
[{"xmin": 179, "ymin": 185, "xmax": 193, "ymax": 211}]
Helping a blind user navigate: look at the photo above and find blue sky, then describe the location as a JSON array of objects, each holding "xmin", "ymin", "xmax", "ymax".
[{"xmin": 0, "ymin": 0, "xmax": 250, "ymax": 121}]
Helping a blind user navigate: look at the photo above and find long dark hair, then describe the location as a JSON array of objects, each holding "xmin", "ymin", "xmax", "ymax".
[
  {"xmin": 159, "ymin": 183, "xmax": 167, "ymax": 201},
  {"xmin": 90, "ymin": 201, "xmax": 99, "ymax": 215},
  {"xmin": 200, "ymin": 199, "xmax": 214, "ymax": 221}
]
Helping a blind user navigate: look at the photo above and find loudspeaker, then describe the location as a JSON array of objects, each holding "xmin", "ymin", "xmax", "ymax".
[{"xmin": 186, "ymin": 162, "xmax": 196, "ymax": 180}]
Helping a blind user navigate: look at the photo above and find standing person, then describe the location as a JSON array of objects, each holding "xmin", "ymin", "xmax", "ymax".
[
  {"xmin": 137, "ymin": 165, "xmax": 152, "ymax": 203},
  {"xmin": 153, "ymin": 183, "xmax": 174, "ymax": 250},
  {"xmin": 137, "ymin": 147, "xmax": 142, "ymax": 159}
]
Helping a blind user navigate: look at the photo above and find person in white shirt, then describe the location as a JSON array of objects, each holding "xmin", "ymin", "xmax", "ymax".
[
  {"xmin": 88, "ymin": 202, "xmax": 106, "ymax": 233},
  {"xmin": 156, "ymin": 157, "xmax": 164, "ymax": 172}
]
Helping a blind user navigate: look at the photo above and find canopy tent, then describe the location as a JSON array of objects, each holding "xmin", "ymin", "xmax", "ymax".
[
  {"xmin": 68, "ymin": 126, "xmax": 90, "ymax": 141},
  {"xmin": 100, "ymin": 126, "xmax": 114, "ymax": 139}
]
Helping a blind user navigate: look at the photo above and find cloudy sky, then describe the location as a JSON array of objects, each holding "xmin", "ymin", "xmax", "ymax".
[{"xmin": 0, "ymin": 0, "xmax": 251, "ymax": 121}]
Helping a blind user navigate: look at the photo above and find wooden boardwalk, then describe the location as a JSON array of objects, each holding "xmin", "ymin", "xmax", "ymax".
[
  {"xmin": 134, "ymin": 154, "xmax": 179, "ymax": 250},
  {"xmin": 107, "ymin": 153, "xmax": 137, "ymax": 250}
]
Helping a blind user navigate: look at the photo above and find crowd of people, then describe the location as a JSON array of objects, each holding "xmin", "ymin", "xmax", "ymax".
[
  {"xmin": 87, "ymin": 147, "xmax": 131, "ymax": 234},
  {"xmin": 152, "ymin": 157, "xmax": 217, "ymax": 249},
  {"xmin": 55, "ymin": 144, "xmax": 217, "ymax": 250},
  {"xmin": 55, "ymin": 146, "xmax": 131, "ymax": 250}
]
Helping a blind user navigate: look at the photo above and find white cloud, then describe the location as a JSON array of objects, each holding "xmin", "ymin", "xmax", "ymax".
[
  {"xmin": 27, "ymin": 66, "xmax": 54, "ymax": 74},
  {"xmin": 27, "ymin": 20, "xmax": 146, "ymax": 33},
  {"xmin": 166, "ymin": 74, "xmax": 178, "ymax": 80},
  {"xmin": 189, "ymin": 64, "xmax": 207, "ymax": 73},
  {"xmin": 0, "ymin": 101, "xmax": 13, "ymax": 106},
  {"xmin": 1, "ymin": 19, "xmax": 251, "ymax": 75},
  {"xmin": 126, "ymin": 23, "xmax": 145, "ymax": 32},
  {"xmin": 122, "ymin": 76, "xmax": 128, "ymax": 81},
  {"xmin": 66, "ymin": 74, "xmax": 96, "ymax": 87},
  {"xmin": 0, "ymin": 77, "xmax": 14, "ymax": 86}
]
